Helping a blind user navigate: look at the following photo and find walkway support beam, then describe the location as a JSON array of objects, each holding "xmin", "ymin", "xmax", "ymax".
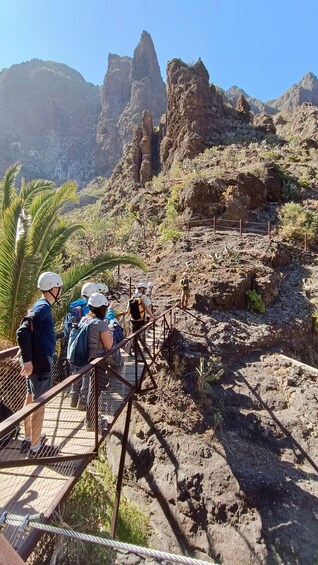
[{"xmin": 110, "ymin": 396, "xmax": 133, "ymax": 539}]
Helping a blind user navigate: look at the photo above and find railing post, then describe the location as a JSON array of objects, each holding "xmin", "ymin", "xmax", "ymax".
[
  {"xmin": 134, "ymin": 334, "xmax": 138, "ymax": 387},
  {"xmin": 129, "ymin": 276, "xmax": 132, "ymax": 298},
  {"xmin": 304, "ymin": 232, "xmax": 308, "ymax": 252},
  {"xmin": 239, "ymin": 219, "xmax": 242, "ymax": 238},
  {"xmin": 213, "ymin": 216, "xmax": 216, "ymax": 234},
  {"xmin": 110, "ymin": 396, "xmax": 133, "ymax": 539},
  {"xmin": 94, "ymin": 367, "xmax": 99, "ymax": 451},
  {"xmin": 153, "ymin": 320, "xmax": 156, "ymax": 356},
  {"xmin": 268, "ymin": 221, "xmax": 271, "ymax": 241},
  {"xmin": 117, "ymin": 264, "xmax": 120, "ymax": 281}
]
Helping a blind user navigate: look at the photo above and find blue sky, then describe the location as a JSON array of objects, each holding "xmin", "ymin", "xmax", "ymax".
[{"xmin": 0, "ymin": 0, "xmax": 317, "ymax": 101}]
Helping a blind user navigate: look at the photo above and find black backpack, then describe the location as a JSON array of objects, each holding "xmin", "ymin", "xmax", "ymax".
[
  {"xmin": 129, "ymin": 297, "xmax": 145, "ymax": 321},
  {"xmin": 0, "ymin": 400, "xmax": 20, "ymax": 449}
]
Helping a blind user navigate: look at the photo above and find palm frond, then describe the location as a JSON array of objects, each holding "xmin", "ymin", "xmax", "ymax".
[
  {"xmin": 29, "ymin": 181, "xmax": 79, "ymax": 253},
  {"xmin": 61, "ymin": 252, "xmax": 146, "ymax": 294},
  {"xmin": 0, "ymin": 205, "xmax": 41, "ymax": 340},
  {"xmin": 0, "ymin": 163, "xmax": 21, "ymax": 216},
  {"xmin": 40, "ymin": 222, "xmax": 85, "ymax": 271},
  {"xmin": 21, "ymin": 179, "xmax": 54, "ymax": 209}
]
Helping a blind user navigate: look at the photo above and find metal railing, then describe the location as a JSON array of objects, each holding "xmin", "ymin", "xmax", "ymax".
[
  {"xmin": 186, "ymin": 216, "xmax": 272, "ymax": 238},
  {"xmin": 0, "ymin": 305, "xmax": 177, "ymax": 558}
]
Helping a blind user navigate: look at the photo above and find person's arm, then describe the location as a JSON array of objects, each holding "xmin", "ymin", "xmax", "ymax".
[
  {"xmin": 101, "ymin": 329, "xmax": 113, "ymax": 350},
  {"xmin": 142, "ymin": 296, "xmax": 155, "ymax": 319},
  {"xmin": 16, "ymin": 317, "xmax": 34, "ymax": 376}
]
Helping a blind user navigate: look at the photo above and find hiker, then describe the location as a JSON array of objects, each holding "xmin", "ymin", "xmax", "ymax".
[
  {"xmin": 16, "ymin": 271, "xmax": 63, "ymax": 458},
  {"xmin": 67, "ymin": 282, "xmax": 98, "ymax": 408},
  {"xmin": 85, "ymin": 293, "xmax": 122, "ymax": 430},
  {"xmin": 180, "ymin": 272, "xmax": 191, "ymax": 308},
  {"xmin": 128, "ymin": 282, "xmax": 155, "ymax": 333},
  {"xmin": 64, "ymin": 281, "xmax": 97, "ymax": 341}
]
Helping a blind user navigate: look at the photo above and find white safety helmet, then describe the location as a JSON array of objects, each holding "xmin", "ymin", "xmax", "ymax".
[
  {"xmin": 137, "ymin": 282, "xmax": 148, "ymax": 290},
  {"xmin": 183, "ymin": 272, "xmax": 187, "ymax": 276},
  {"xmin": 37, "ymin": 272, "xmax": 63, "ymax": 291},
  {"xmin": 88, "ymin": 292, "xmax": 109, "ymax": 308},
  {"xmin": 81, "ymin": 282, "xmax": 97, "ymax": 298},
  {"xmin": 148, "ymin": 282, "xmax": 154, "ymax": 288},
  {"xmin": 95, "ymin": 282, "xmax": 109, "ymax": 295}
]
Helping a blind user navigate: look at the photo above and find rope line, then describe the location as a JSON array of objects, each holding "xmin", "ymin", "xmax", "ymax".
[{"xmin": 2, "ymin": 512, "xmax": 218, "ymax": 565}]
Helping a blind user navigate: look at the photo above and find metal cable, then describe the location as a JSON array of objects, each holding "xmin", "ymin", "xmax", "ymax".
[{"xmin": 3, "ymin": 512, "xmax": 218, "ymax": 565}]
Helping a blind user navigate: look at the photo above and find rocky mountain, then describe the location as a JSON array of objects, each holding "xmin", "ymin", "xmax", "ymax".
[
  {"xmin": 226, "ymin": 85, "xmax": 273, "ymax": 114},
  {"xmin": 226, "ymin": 72, "xmax": 318, "ymax": 115},
  {"xmin": 100, "ymin": 58, "xmax": 268, "ymax": 216},
  {"xmin": 268, "ymin": 71, "xmax": 318, "ymax": 113},
  {"xmin": 0, "ymin": 32, "xmax": 166, "ymax": 185},
  {"xmin": 160, "ymin": 59, "xmax": 226, "ymax": 168},
  {"xmin": 95, "ymin": 30, "xmax": 166, "ymax": 177},
  {"xmin": 0, "ymin": 59, "xmax": 100, "ymax": 184}
]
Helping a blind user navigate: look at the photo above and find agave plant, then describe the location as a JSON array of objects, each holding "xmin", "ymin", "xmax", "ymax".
[{"xmin": 0, "ymin": 163, "xmax": 145, "ymax": 342}]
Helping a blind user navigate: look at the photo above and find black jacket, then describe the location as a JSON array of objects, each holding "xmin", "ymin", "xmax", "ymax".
[{"xmin": 16, "ymin": 314, "xmax": 51, "ymax": 374}]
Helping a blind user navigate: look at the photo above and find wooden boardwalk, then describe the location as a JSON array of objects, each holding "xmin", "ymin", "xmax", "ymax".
[{"xmin": 0, "ymin": 349, "xmax": 147, "ymax": 549}]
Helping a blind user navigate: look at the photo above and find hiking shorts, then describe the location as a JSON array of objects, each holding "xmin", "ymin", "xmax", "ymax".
[
  {"xmin": 26, "ymin": 355, "xmax": 53, "ymax": 400},
  {"xmin": 131, "ymin": 319, "xmax": 146, "ymax": 333},
  {"xmin": 27, "ymin": 371, "xmax": 52, "ymax": 400}
]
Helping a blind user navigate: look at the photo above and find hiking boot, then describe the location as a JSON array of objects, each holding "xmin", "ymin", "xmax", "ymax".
[
  {"xmin": 76, "ymin": 397, "xmax": 87, "ymax": 411},
  {"xmin": 20, "ymin": 434, "xmax": 47, "ymax": 454},
  {"xmin": 86, "ymin": 420, "xmax": 94, "ymax": 432},
  {"xmin": 28, "ymin": 444, "xmax": 60, "ymax": 459},
  {"xmin": 69, "ymin": 395, "xmax": 79, "ymax": 408}
]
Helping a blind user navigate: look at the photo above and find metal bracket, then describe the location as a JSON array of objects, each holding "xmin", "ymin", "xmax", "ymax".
[
  {"xmin": 0, "ymin": 511, "xmax": 8, "ymax": 532},
  {"xmin": 17, "ymin": 513, "xmax": 31, "ymax": 539}
]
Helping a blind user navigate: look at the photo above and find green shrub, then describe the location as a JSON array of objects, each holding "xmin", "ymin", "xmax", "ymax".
[
  {"xmin": 282, "ymin": 178, "xmax": 302, "ymax": 201},
  {"xmin": 278, "ymin": 202, "xmax": 318, "ymax": 243},
  {"xmin": 196, "ymin": 356, "xmax": 224, "ymax": 399},
  {"xmin": 158, "ymin": 225, "xmax": 182, "ymax": 243},
  {"xmin": 245, "ymin": 290, "xmax": 266, "ymax": 313}
]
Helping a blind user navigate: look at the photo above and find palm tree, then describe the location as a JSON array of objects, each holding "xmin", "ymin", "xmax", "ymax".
[{"xmin": 0, "ymin": 164, "xmax": 145, "ymax": 342}]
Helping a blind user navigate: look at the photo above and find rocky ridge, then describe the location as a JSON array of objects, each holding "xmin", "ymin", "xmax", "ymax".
[{"xmin": 95, "ymin": 31, "xmax": 166, "ymax": 178}]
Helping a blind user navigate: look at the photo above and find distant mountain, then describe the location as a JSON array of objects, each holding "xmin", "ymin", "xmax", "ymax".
[
  {"xmin": 225, "ymin": 85, "xmax": 273, "ymax": 114},
  {"xmin": 0, "ymin": 59, "xmax": 100, "ymax": 184},
  {"xmin": 267, "ymin": 72, "xmax": 318, "ymax": 112}
]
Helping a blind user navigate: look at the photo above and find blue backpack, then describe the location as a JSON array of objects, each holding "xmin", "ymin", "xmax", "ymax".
[
  {"xmin": 112, "ymin": 324, "xmax": 124, "ymax": 345},
  {"xmin": 66, "ymin": 318, "xmax": 95, "ymax": 367},
  {"xmin": 64, "ymin": 299, "xmax": 88, "ymax": 340}
]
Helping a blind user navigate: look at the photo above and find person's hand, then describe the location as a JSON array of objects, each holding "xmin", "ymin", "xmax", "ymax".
[{"xmin": 21, "ymin": 361, "xmax": 33, "ymax": 377}]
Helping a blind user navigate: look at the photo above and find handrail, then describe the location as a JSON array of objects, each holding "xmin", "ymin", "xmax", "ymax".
[{"xmin": 0, "ymin": 305, "xmax": 177, "ymax": 438}]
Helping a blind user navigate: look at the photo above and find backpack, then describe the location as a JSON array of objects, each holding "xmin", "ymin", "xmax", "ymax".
[
  {"xmin": 16, "ymin": 312, "xmax": 51, "ymax": 374},
  {"xmin": 112, "ymin": 324, "xmax": 125, "ymax": 345},
  {"xmin": 181, "ymin": 278, "xmax": 190, "ymax": 289},
  {"xmin": 64, "ymin": 299, "xmax": 88, "ymax": 340},
  {"xmin": 129, "ymin": 296, "xmax": 145, "ymax": 321},
  {"xmin": 66, "ymin": 318, "xmax": 94, "ymax": 367},
  {"xmin": 0, "ymin": 400, "xmax": 20, "ymax": 449}
]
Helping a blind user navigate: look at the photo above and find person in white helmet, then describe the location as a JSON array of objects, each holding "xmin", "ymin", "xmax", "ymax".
[
  {"xmin": 16, "ymin": 271, "xmax": 63, "ymax": 458},
  {"xmin": 69, "ymin": 292, "xmax": 114, "ymax": 410},
  {"xmin": 128, "ymin": 282, "xmax": 154, "ymax": 334},
  {"xmin": 64, "ymin": 282, "xmax": 97, "ymax": 341},
  {"xmin": 84, "ymin": 293, "xmax": 122, "ymax": 429}
]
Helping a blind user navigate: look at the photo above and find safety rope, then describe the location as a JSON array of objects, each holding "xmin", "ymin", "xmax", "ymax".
[{"xmin": 1, "ymin": 512, "xmax": 218, "ymax": 565}]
